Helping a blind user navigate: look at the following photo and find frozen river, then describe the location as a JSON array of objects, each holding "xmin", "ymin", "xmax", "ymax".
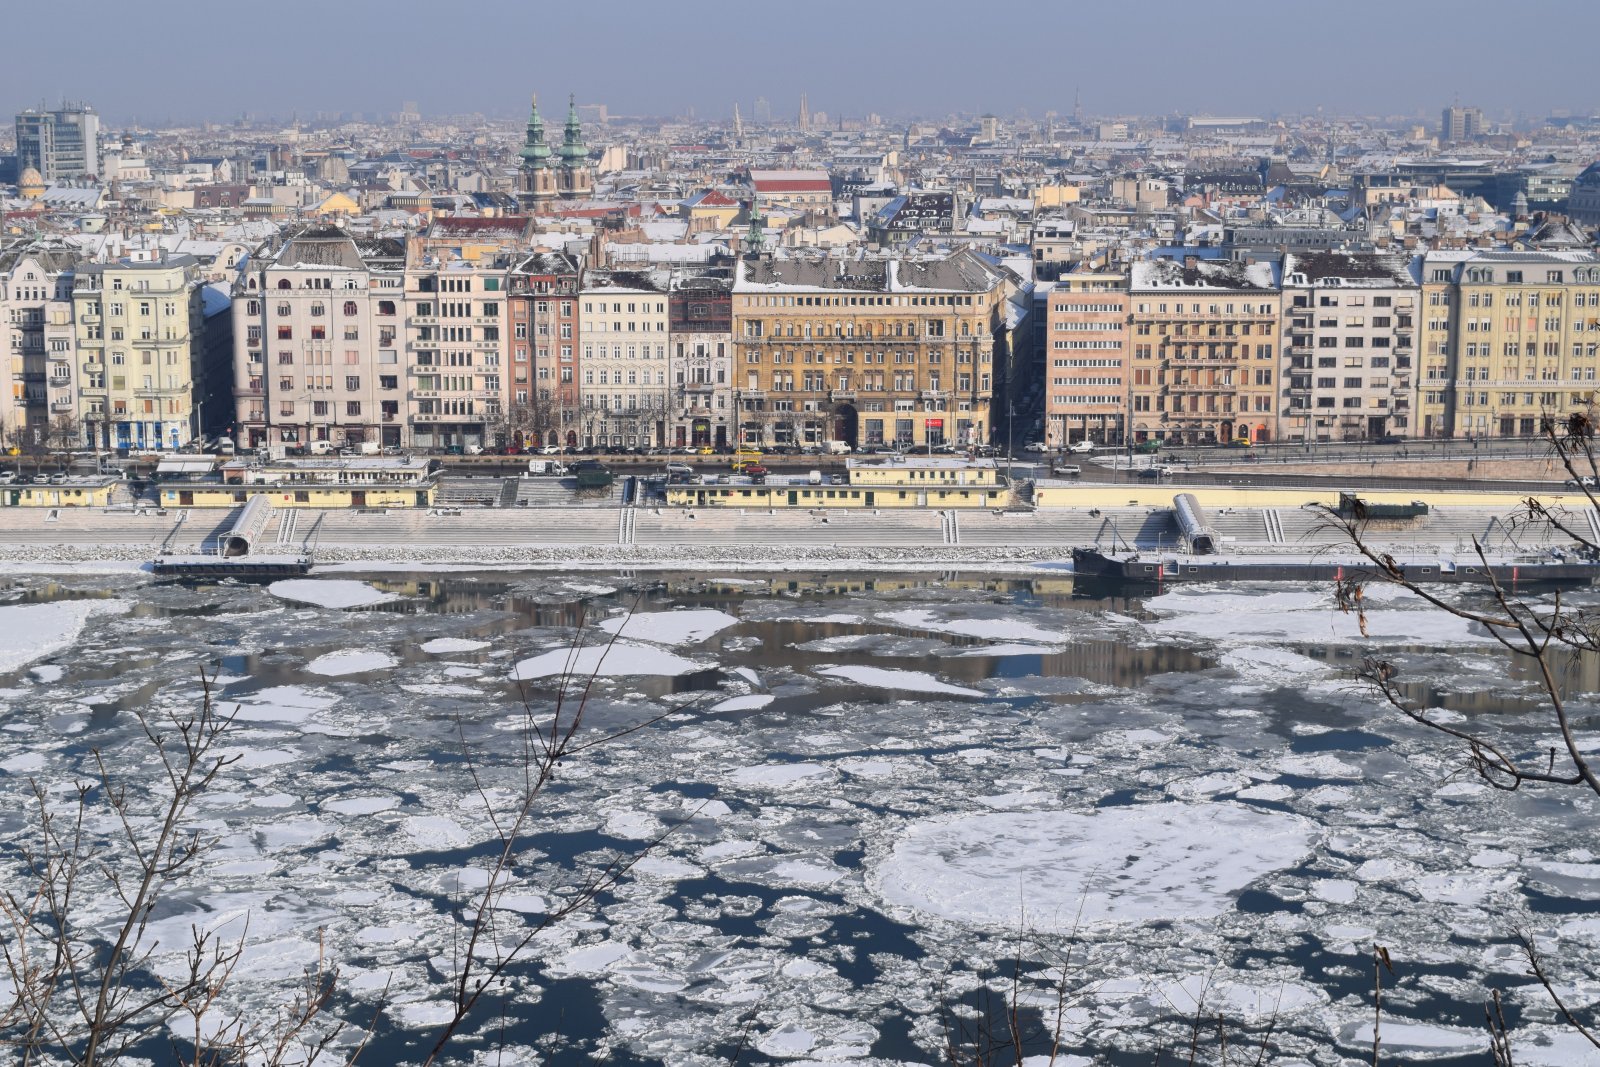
[{"xmin": 0, "ymin": 566, "xmax": 1597, "ymax": 1065}]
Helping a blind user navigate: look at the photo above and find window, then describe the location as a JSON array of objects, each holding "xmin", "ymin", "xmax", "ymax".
[{"xmin": 346, "ymin": 401, "xmax": 362, "ymax": 416}]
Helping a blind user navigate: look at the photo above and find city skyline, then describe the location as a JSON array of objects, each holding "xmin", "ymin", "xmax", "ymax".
[{"xmin": 6, "ymin": 0, "xmax": 1600, "ymax": 126}]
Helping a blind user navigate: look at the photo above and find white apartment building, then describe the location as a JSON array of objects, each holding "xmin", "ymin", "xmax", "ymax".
[
  {"xmin": 667, "ymin": 272, "xmax": 733, "ymax": 449},
  {"xmin": 404, "ymin": 258, "xmax": 508, "ymax": 451},
  {"xmin": 1280, "ymin": 253, "xmax": 1419, "ymax": 442},
  {"xmin": 579, "ymin": 271, "xmax": 671, "ymax": 449},
  {"xmin": 73, "ymin": 251, "xmax": 204, "ymax": 452},
  {"xmin": 232, "ymin": 228, "xmax": 407, "ymax": 451},
  {"xmin": 0, "ymin": 242, "xmax": 77, "ymax": 444}
]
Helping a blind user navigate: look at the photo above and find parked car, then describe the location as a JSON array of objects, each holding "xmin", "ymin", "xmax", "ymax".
[
  {"xmin": 1224, "ymin": 437, "xmax": 1253, "ymax": 449},
  {"xmin": 1376, "ymin": 434, "xmax": 1405, "ymax": 445},
  {"xmin": 1566, "ymin": 476, "xmax": 1597, "ymax": 487},
  {"xmin": 1135, "ymin": 440, "xmax": 1161, "ymax": 454},
  {"xmin": 1067, "ymin": 440, "xmax": 1096, "ymax": 454},
  {"xmin": 1136, "ymin": 465, "xmax": 1171, "ymax": 481}
]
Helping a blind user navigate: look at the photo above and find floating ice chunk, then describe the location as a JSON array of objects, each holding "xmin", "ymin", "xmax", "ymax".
[
  {"xmin": 1342, "ymin": 1019, "xmax": 1484, "ymax": 1054},
  {"xmin": 598, "ymin": 608, "xmax": 740, "ymax": 645},
  {"xmin": 870, "ymin": 803, "xmax": 1317, "ymax": 930},
  {"xmin": 1143, "ymin": 586, "xmax": 1492, "ymax": 646},
  {"xmin": 1237, "ymin": 783, "xmax": 1295, "ymax": 802},
  {"xmin": 1276, "ymin": 754, "xmax": 1364, "ymax": 780},
  {"xmin": 403, "ymin": 815, "xmax": 469, "ymax": 849},
  {"xmin": 755, "ymin": 1022, "xmax": 815, "ymax": 1058},
  {"xmin": 552, "ymin": 940, "xmax": 631, "ymax": 976},
  {"xmin": 31, "ymin": 664, "xmax": 64, "ymax": 683},
  {"xmin": 268, "ymin": 579, "xmax": 396, "ymax": 609},
  {"xmin": 632, "ymin": 855, "xmax": 703, "ymax": 881},
  {"xmin": 815, "ymin": 665, "xmax": 983, "ymax": 697},
  {"xmin": 1471, "ymin": 849, "xmax": 1518, "ymax": 868},
  {"xmin": 765, "ymin": 858, "xmax": 848, "ymax": 887},
  {"xmin": 1146, "ymin": 973, "xmax": 1328, "ymax": 1020},
  {"xmin": 0, "ymin": 751, "xmax": 45, "ymax": 774},
  {"xmin": 398, "ymin": 683, "xmax": 480, "ymax": 696},
  {"xmin": 712, "ymin": 694, "xmax": 774, "ymax": 712},
  {"xmin": 323, "ymin": 793, "xmax": 400, "ymax": 815},
  {"xmin": 880, "ymin": 607, "xmax": 1065, "ymax": 644},
  {"xmin": 727, "ymin": 762, "xmax": 831, "ymax": 789},
  {"xmin": 945, "ymin": 642, "xmax": 1055, "ymax": 657},
  {"xmin": 419, "ymin": 637, "xmax": 490, "ymax": 654},
  {"xmin": 1219, "ymin": 646, "xmax": 1330, "ymax": 680},
  {"xmin": 305, "ymin": 649, "xmax": 398, "ymax": 676},
  {"xmin": 390, "ymin": 999, "xmax": 454, "ymax": 1029},
  {"xmin": 1166, "ymin": 772, "xmax": 1248, "ymax": 799},
  {"xmin": 1511, "ymin": 1026, "xmax": 1600, "ymax": 1066},
  {"xmin": 0, "ymin": 600, "xmax": 128, "ymax": 675},
  {"xmin": 1312, "ymin": 879, "xmax": 1358, "ymax": 904},
  {"xmin": 228, "ymin": 685, "xmax": 337, "ymax": 724},
  {"xmin": 510, "ymin": 641, "xmax": 705, "ymax": 680}
]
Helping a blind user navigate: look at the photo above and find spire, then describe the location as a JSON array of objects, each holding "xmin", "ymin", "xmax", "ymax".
[
  {"xmin": 519, "ymin": 93, "xmax": 551, "ymax": 170},
  {"xmin": 746, "ymin": 195, "xmax": 765, "ymax": 254},
  {"xmin": 559, "ymin": 92, "xmax": 587, "ymax": 168}
]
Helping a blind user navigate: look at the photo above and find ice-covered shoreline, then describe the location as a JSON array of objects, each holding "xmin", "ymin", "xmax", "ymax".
[{"xmin": 0, "ymin": 541, "xmax": 1069, "ymax": 574}]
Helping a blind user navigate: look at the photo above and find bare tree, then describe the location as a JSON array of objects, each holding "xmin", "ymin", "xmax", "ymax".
[
  {"xmin": 1323, "ymin": 411, "xmax": 1600, "ymax": 1055},
  {"xmin": 1, "ymin": 612, "xmax": 694, "ymax": 1066},
  {"xmin": 0, "ymin": 673, "xmax": 350, "ymax": 1066}
]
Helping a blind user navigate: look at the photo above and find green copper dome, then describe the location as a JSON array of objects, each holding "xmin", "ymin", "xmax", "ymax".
[{"xmin": 519, "ymin": 95, "xmax": 551, "ymax": 170}]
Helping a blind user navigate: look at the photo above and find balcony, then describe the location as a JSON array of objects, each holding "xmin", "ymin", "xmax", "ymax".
[
  {"xmin": 737, "ymin": 389, "xmax": 767, "ymax": 400},
  {"xmin": 78, "ymin": 312, "xmax": 100, "ymax": 325},
  {"xmin": 51, "ymin": 400, "xmax": 74, "ymax": 413},
  {"xmin": 919, "ymin": 389, "xmax": 949, "ymax": 400},
  {"xmin": 408, "ymin": 315, "xmax": 437, "ymax": 326},
  {"xmin": 410, "ymin": 389, "xmax": 440, "ymax": 400},
  {"xmin": 829, "ymin": 389, "xmax": 858, "ymax": 401},
  {"xmin": 247, "ymin": 336, "xmax": 262, "ymax": 348},
  {"xmin": 49, "ymin": 376, "xmax": 71, "ymax": 387}
]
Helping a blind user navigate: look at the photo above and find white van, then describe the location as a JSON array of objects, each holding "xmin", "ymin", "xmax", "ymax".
[
  {"xmin": 307, "ymin": 440, "xmax": 334, "ymax": 456},
  {"xmin": 825, "ymin": 440, "xmax": 851, "ymax": 455}
]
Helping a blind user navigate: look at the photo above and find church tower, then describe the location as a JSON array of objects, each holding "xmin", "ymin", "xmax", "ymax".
[
  {"xmin": 518, "ymin": 95, "xmax": 558, "ymax": 205},
  {"xmin": 557, "ymin": 94, "xmax": 593, "ymax": 200}
]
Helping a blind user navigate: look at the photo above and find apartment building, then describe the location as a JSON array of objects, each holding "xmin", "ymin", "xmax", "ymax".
[
  {"xmin": 15, "ymin": 103, "xmax": 100, "ymax": 182},
  {"xmin": 1043, "ymin": 267, "xmax": 1128, "ymax": 448},
  {"xmin": 405, "ymin": 258, "xmax": 509, "ymax": 451},
  {"xmin": 668, "ymin": 273, "xmax": 733, "ymax": 449},
  {"xmin": 1448, "ymin": 250, "xmax": 1600, "ymax": 438},
  {"xmin": 730, "ymin": 250, "xmax": 1016, "ymax": 450},
  {"xmin": 1128, "ymin": 257, "xmax": 1282, "ymax": 445},
  {"xmin": 509, "ymin": 252, "xmax": 582, "ymax": 448},
  {"xmin": 1280, "ymin": 253, "xmax": 1418, "ymax": 442},
  {"xmin": 73, "ymin": 251, "xmax": 204, "ymax": 452},
  {"xmin": 0, "ymin": 242, "xmax": 77, "ymax": 443},
  {"xmin": 232, "ymin": 228, "xmax": 407, "ymax": 451},
  {"xmin": 579, "ymin": 270, "xmax": 671, "ymax": 449},
  {"xmin": 1416, "ymin": 251, "xmax": 1471, "ymax": 437}
]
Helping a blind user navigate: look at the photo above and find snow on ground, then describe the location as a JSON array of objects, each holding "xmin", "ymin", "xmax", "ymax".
[
  {"xmin": 0, "ymin": 599, "xmax": 128, "ymax": 675},
  {"xmin": 814, "ymin": 665, "xmax": 984, "ymax": 697},
  {"xmin": 870, "ymin": 803, "xmax": 1317, "ymax": 930},
  {"xmin": 597, "ymin": 608, "xmax": 740, "ymax": 645},
  {"xmin": 510, "ymin": 641, "xmax": 706, "ymax": 680},
  {"xmin": 305, "ymin": 649, "xmax": 398, "ymax": 676},
  {"xmin": 268, "ymin": 579, "xmax": 397, "ymax": 610}
]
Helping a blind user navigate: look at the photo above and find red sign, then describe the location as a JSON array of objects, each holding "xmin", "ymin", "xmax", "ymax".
[{"xmin": 926, "ymin": 419, "xmax": 943, "ymax": 428}]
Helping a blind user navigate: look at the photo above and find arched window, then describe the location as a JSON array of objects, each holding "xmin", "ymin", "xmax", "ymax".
[{"xmin": 277, "ymin": 279, "xmax": 291, "ymax": 289}]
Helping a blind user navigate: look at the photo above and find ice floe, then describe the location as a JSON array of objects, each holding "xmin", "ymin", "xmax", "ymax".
[
  {"xmin": 268, "ymin": 579, "xmax": 397, "ymax": 609},
  {"xmin": 814, "ymin": 665, "xmax": 983, "ymax": 697},
  {"xmin": 597, "ymin": 608, "xmax": 740, "ymax": 645},
  {"xmin": 305, "ymin": 649, "xmax": 398, "ymax": 676},
  {"xmin": 0, "ymin": 599, "xmax": 127, "ymax": 675},
  {"xmin": 870, "ymin": 803, "xmax": 1318, "ymax": 930},
  {"xmin": 510, "ymin": 641, "xmax": 706, "ymax": 679}
]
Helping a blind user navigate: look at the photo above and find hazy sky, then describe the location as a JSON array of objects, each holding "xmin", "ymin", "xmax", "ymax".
[{"xmin": 6, "ymin": 0, "xmax": 1598, "ymax": 125}]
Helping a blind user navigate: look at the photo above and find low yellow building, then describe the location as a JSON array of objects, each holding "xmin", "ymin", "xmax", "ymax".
[
  {"xmin": 2, "ymin": 477, "xmax": 119, "ymax": 507},
  {"xmin": 157, "ymin": 456, "xmax": 437, "ymax": 508},
  {"xmin": 664, "ymin": 457, "xmax": 1006, "ymax": 508}
]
